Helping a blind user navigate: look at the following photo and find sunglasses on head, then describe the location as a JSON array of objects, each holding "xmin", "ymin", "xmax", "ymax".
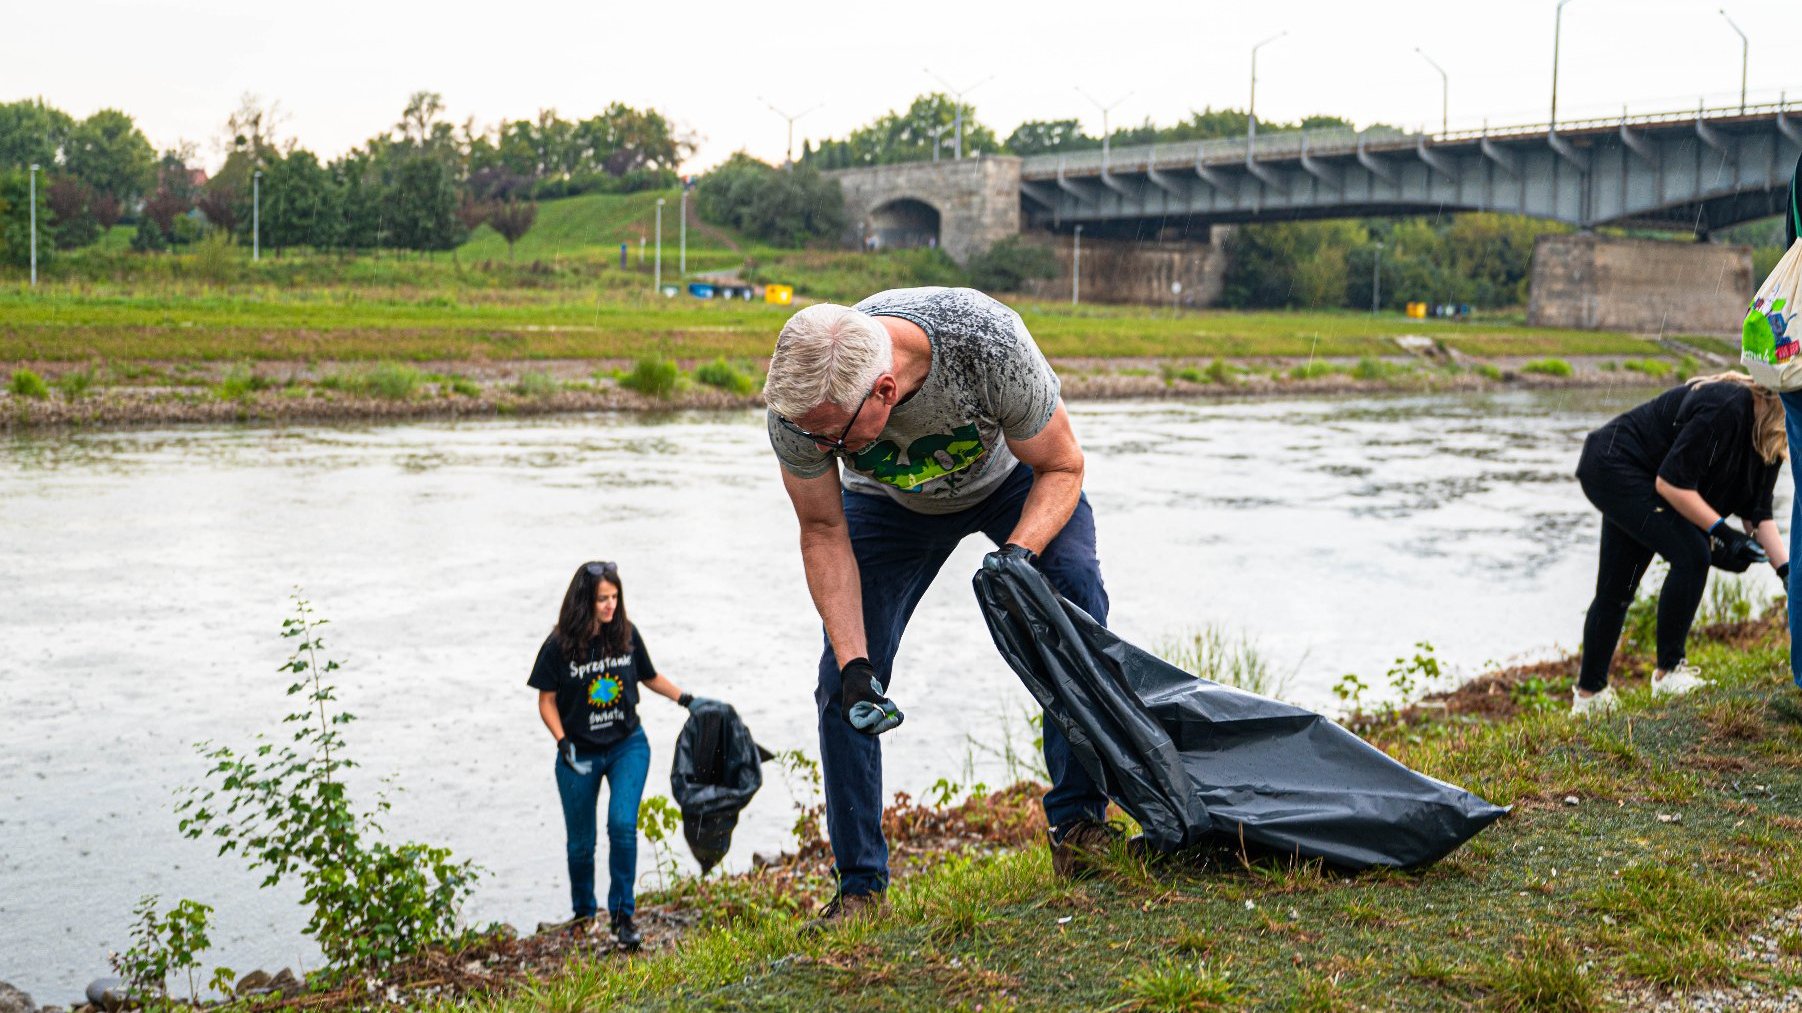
[
  {"xmin": 583, "ymin": 561, "xmax": 618, "ymax": 579},
  {"xmin": 775, "ymin": 382, "xmax": 879, "ymax": 455}
]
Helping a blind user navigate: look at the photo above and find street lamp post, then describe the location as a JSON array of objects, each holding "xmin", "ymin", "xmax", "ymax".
[
  {"xmin": 1719, "ymin": 9, "xmax": 1748, "ymax": 114},
  {"xmin": 28, "ymin": 163, "xmax": 39, "ymax": 286},
  {"xmin": 925, "ymin": 69, "xmax": 993, "ymax": 160},
  {"xmin": 654, "ymin": 198, "xmax": 664, "ymax": 292},
  {"xmin": 1249, "ymin": 31, "xmax": 1288, "ymax": 148},
  {"xmin": 1551, "ymin": 0, "xmax": 1577, "ymax": 131},
  {"xmin": 1076, "ymin": 87, "xmax": 1133, "ymax": 171},
  {"xmin": 252, "ymin": 170, "xmax": 262, "ymax": 262},
  {"xmin": 927, "ymin": 123, "xmax": 953, "ymax": 163},
  {"xmin": 1072, "ymin": 224, "xmax": 1083, "ymax": 307},
  {"xmin": 1416, "ymin": 49, "xmax": 1449, "ymax": 136},
  {"xmin": 678, "ymin": 182, "xmax": 688, "ymax": 276},
  {"xmin": 759, "ymin": 98, "xmax": 822, "ymax": 167}
]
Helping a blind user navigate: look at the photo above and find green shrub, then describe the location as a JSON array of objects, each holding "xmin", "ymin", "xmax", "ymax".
[
  {"xmin": 55, "ymin": 368, "xmax": 96, "ymax": 398},
  {"xmin": 1204, "ymin": 358, "xmax": 1234, "ymax": 384},
  {"xmin": 620, "ymin": 356, "xmax": 680, "ymax": 398},
  {"xmin": 1352, "ymin": 356, "xmax": 1407, "ymax": 381},
  {"xmin": 111, "ymin": 895, "xmax": 232, "ymax": 1007},
  {"xmin": 214, "ymin": 363, "xmax": 269, "ymax": 402},
  {"xmin": 1160, "ymin": 363, "xmax": 1207, "ymax": 385},
  {"xmin": 1475, "ymin": 363, "xmax": 1505, "ymax": 381},
  {"xmin": 967, "ymin": 237, "xmax": 1060, "ymax": 293},
  {"xmin": 176, "ymin": 598, "xmax": 480, "ymax": 981},
  {"xmin": 1521, "ymin": 358, "xmax": 1574, "ymax": 377},
  {"xmin": 694, "ymin": 357, "xmax": 758, "ymax": 396},
  {"xmin": 446, "ymin": 375, "xmax": 482, "ymax": 397},
  {"xmin": 513, "ymin": 371, "xmax": 559, "ymax": 398},
  {"xmin": 363, "ymin": 362, "xmax": 423, "ymax": 400},
  {"xmin": 8, "ymin": 369, "xmax": 49, "ymax": 398},
  {"xmin": 1622, "ymin": 358, "xmax": 1673, "ymax": 378},
  {"xmin": 1289, "ymin": 360, "xmax": 1340, "ymax": 380}
]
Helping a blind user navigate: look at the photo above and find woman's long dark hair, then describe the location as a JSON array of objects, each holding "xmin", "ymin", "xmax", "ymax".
[{"xmin": 555, "ymin": 562, "xmax": 633, "ymax": 661}]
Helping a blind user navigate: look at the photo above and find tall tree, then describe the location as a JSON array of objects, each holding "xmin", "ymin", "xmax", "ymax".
[
  {"xmin": 388, "ymin": 155, "xmax": 464, "ymax": 251},
  {"xmin": 261, "ymin": 149, "xmax": 339, "ymax": 254},
  {"xmin": 1004, "ymin": 119, "xmax": 1096, "ymax": 156},
  {"xmin": 811, "ymin": 94, "xmax": 1001, "ymax": 167},
  {"xmin": 45, "ymin": 176, "xmax": 98, "ymax": 249},
  {"xmin": 0, "ymin": 99, "xmax": 73, "ymax": 171},
  {"xmin": 64, "ymin": 109, "xmax": 155, "ymax": 206},
  {"xmin": 0, "ymin": 169, "xmax": 54, "ymax": 268},
  {"xmin": 485, "ymin": 199, "xmax": 537, "ymax": 259}
]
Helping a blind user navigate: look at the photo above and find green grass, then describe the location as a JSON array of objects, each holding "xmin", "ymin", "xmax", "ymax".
[
  {"xmin": 7, "ymin": 368, "xmax": 48, "ymax": 398},
  {"xmin": 428, "ymin": 611, "xmax": 1802, "ymax": 1012},
  {"xmin": 1521, "ymin": 357, "xmax": 1575, "ymax": 377},
  {"xmin": 692, "ymin": 357, "xmax": 759, "ymax": 396},
  {"xmin": 618, "ymin": 355, "xmax": 680, "ymax": 398},
  {"xmin": 457, "ymin": 189, "xmax": 773, "ymax": 275}
]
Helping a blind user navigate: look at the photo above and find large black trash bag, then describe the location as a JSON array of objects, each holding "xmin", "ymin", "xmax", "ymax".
[
  {"xmin": 670, "ymin": 698, "xmax": 773, "ymax": 874},
  {"xmin": 974, "ymin": 553, "xmax": 1507, "ymax": 869}
]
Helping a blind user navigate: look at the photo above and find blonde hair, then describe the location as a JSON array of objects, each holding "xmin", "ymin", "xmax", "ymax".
[
  {"xmin": 765, "ymin": 304, "xmax": 893, "ymax": 420},
  {"xmin": 1687, "ymin": 371, "xmax": 1786, "ymax": 464}
]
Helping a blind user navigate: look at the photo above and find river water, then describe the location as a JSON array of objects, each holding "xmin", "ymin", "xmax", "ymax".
[{"xmin": 3, "ymin": 388, "xmax": 1781, "ymax": 998}]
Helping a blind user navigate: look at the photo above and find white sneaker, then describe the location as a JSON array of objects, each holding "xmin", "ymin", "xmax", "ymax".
[
  {"xmin": 1651, "ymin": 661, "xmax": 1711, "ymax": 698},
  {"xmin": 1570, "ymin": 685, "xmax": 1620, "ymax": 717}
]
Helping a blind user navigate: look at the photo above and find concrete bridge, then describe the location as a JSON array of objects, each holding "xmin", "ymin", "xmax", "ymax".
[{"xmin": 824, "ymin": 99, "xmax": 1801, "ymax": 331}]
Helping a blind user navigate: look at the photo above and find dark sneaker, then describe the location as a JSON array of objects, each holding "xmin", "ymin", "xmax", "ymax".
[
  {"xmin": 610, "ymin": 913, "xmax": 642, "ymax": 950},
  {"xmin": 800, "ymin": 890, "xmax": 886, "ymax": 935},
  {"xmin": 1050, "ymin": 820, "xmax": 1141, "ymax": 880}
]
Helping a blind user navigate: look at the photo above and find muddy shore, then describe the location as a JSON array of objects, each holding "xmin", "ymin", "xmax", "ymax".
[{"xmin": 0, "ymin": 356, "xmax": 1644, "ymax": 432}]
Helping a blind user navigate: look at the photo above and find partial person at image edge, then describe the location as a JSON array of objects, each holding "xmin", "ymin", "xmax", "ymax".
[
  {"xmin": 1571, "ymin": 373, "xmax": 1788, "ymax": 717},
  {"xmin": 527, "ymin": 560, "xmax": 704, "ymax": 949}
]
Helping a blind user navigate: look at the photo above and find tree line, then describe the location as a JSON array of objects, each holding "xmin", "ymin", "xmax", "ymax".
[
  {"xmin": 801, "ymin": 93, "xmax": 1362, "ymax": 168},
  {"xmin": 0, "ymin": 92, "xmax": 691, "ymax": 266}
]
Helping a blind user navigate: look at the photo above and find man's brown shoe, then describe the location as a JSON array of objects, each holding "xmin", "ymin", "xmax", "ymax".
[
  {"xmin": 800, "ymin": 890, "xmax": 886, "ymax": 935},
  {"xmin": 1050, "ymin": 819, "xmax": 1128, "ymax": 880}
]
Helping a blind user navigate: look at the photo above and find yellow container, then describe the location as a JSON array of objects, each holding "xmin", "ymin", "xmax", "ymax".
[
  {"xmin": 1406, "ymin": 301, "xmax": 1427, "ymax": 319},
  {"xmin": 765, "ymin": 284, "xmax": 794, "ymax": 306}
]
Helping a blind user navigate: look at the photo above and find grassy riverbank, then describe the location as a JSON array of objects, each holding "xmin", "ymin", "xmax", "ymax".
[{"xmin": 381, "ymin": 607, "xmax": 1802, "ymax": 1013}]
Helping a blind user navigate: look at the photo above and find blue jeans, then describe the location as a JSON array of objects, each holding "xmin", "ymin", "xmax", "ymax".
[
  {"xmin": 816, "ymin": 462, "xmax": 1111, "ymax": 897},
  {"xmin": 553, "ymin": 726, "xmax": 650, "ymax": 919},
  {"xmin": 1784, "ymin": 392, "xmax": 1802, "ymax": 688}
]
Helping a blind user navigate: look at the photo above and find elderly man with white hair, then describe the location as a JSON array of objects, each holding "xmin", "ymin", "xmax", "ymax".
[{"xmin": 765, "ymin": 286, "xmax": 1117, "ymax": 924}]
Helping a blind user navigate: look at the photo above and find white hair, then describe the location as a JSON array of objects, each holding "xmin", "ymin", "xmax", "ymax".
[{"xmin": 765, "ymin": 304, "xmax": 893, "ymax": 420}]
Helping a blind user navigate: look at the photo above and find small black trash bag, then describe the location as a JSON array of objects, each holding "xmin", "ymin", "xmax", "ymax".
[
  {"xmin": 670, "ymin": 698, "xmax": 771, "ymax": 874},
  {"xmin": 974, "ymin": 552, "xmax": 1507, "ymax": 870}
]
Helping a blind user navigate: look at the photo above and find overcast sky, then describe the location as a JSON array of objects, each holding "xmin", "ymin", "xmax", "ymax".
[{"xmin": 6, "ymin": 0, "xmax": 1796, "ymax": 172}]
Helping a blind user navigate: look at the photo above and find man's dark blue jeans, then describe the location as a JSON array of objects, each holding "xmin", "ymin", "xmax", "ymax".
[
  {"xmin": 553, "ymin": 726, "xmax": 650, "ymax": 920},
  {"xmin": 815, "ymin": 462, "xmax": 1110, "ymax": 898}
]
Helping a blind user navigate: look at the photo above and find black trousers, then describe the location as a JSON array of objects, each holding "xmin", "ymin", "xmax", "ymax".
[{"xmin": 1576, "ymin": 443, "xmax": 1710, "ymax": 691}]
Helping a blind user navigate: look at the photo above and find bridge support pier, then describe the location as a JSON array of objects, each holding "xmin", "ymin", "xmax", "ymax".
[
  {"xmin": 1527, "ymin": 234, "xmax": 1753, "ymax": 336},
  {"xmin": 1016, "ymin": 231, "xmax": 1229, "ymax": 307}
]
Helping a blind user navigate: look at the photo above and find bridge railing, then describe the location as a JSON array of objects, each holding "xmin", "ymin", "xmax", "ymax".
[
  {"xmin": 1024, "ymin": 127, "xmax": 1415, "ymax": 178},
  {"xmin": 1022, "ymin": 93, "xmax": 1802, "ymax": 180}
]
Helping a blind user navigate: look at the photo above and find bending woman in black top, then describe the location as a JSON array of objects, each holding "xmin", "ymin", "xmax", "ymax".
[
  {"xmin": 526, "ymin": 561, "xmax": 701, "ymax": 948},
  {"xmin": 1573, "ymin": 373, "xmax": 1789, "ymax": 715}
]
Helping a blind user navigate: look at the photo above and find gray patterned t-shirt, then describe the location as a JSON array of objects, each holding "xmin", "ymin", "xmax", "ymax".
[{"xmin": 767, "ymin": 287, "xmax": 1061, "ymax": 515}]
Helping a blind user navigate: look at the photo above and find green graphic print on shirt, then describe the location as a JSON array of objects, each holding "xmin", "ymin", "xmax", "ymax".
[{"xmin": 850, "ymin": 423, "xmax": 987, "ymax": 493}]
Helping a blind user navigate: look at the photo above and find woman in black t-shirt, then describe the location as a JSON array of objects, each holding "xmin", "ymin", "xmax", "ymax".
[
  {"xmin": 528, "ymin": 560, "xmax": 698, "ymax": 948},
  {"xmin": 1572, "ymin": 373, "xmax": 1789, "ymax": 716}
]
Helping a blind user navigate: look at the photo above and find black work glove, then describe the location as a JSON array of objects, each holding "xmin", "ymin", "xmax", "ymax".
[
  {"xmin": 1777, "ymin": 562, "xmax": 1791, "ymax": 582},
  {"xmin": 986, "ymin": 542, "xmax": 1039, "ymax": 568},
  {"xmin": 677, "ymin": 693, "xmax": 721, "ymax": 710},
  {"xmin": 557, "ymin": 737, "xmax": 594, "ymax": 776},
  {"xmin": 839, "ymin": 657, "xmax": 904, "ymax": 735},
  {"xmin": 1708, "ymin": 519, "xmax": 1767, "ymax": 573}
]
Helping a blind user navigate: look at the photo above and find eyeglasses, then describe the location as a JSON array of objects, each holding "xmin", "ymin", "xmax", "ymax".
[
  {"xmin": 775, "ymin": 383, "xmax": 878, "ymax": 455},
  {"xmin": 583, "ymin": 561, "xmax": 618, "ymax": 579}
]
